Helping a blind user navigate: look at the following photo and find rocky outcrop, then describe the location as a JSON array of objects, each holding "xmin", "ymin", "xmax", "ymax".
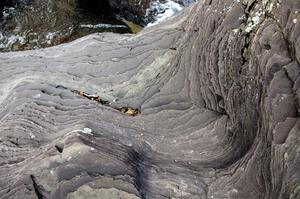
[{"xmin": 0, "ymin": 0, "xmax": 299, "ymax": 198}]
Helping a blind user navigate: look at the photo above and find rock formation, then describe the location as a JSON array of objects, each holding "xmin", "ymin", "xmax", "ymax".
[{"xmin": 0, "ymin": 0, "xmax": 299, "ymax": 198}]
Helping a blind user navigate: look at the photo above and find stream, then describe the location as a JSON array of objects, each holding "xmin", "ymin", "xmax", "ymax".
[{"xmin": 0, "ymin": 0, "xmax": 192, "ymax": 52}]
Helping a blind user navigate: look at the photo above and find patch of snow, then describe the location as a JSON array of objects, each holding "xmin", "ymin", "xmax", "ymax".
[
  {"xmin": 70, "ymin": 127, "xmax": 93, "ymax": 135},
  {"xmin": 232, "ymin": 28, "xmax": 239, "ymax": 34},
  {"xmin": 293, "ymin": 18, "xmax": 297, "ymax": 24},
  {"xmin": 146, "ymin": 0, "xmax": 184, "ymax": 27},
  {"xmin": 238, "ymin": 15, "xmax": 246, "ymax": 21},
  {"xmin": 0, "ymin": 32, "xmax": 4, "ymax": 41},
  {"xmin": 81, "ymin": 128, "xmax": 93, "ymax": 135},
  {"xmin": 245, "ymin": 11, "xmax": 263, "ymax": 33},
  {"xmin": 46, "ymin": 31, "xmax": 59, "ymax": 45},
  {"xmin": 80, "ymin": 24, "xmax": 127, "ymax": 29},
  {"xmin": 0, "ymin": 32, "xmax": 26, "ymax": 50},
  {"xmin": 2, "ymin": 7, "xmax": 16, "ymax": 19},
  {"xmin": 244, "ymin": 1, "xmax": 275, "ymax": 33}
]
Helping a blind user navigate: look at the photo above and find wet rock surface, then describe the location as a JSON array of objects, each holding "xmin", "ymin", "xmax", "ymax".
[{"xmin": 0, "ymin": 0, "xmax": 299, "ymax": 199}]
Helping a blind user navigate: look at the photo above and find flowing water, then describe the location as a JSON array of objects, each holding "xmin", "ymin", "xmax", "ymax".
[
  {"xmin": 0, "ymin": 0, "xmax": 193, "ymax": 52},
  {"xmin": 0, "ymin": 0, "xmax": 132, "ymax": 52}
]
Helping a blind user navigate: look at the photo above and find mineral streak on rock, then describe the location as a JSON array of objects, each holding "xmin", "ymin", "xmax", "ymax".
[{"xmin": 0, "ymin": 0, "xmax": 299, "ymax": 199}]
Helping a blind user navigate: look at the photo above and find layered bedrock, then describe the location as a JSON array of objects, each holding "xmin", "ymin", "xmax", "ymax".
[{"xmin": 0, "ymin": 0, "xmax": 299, "ymax": 199}]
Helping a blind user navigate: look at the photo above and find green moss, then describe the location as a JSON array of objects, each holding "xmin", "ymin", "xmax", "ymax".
[{"xmin": 121, "ymin": 18, "xmax": 143, "ymax": 34}]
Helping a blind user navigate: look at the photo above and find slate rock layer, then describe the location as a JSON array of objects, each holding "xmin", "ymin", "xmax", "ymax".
[{"xmin": 0, "ymin": 0, "xmax": 299, "ymax": 199}]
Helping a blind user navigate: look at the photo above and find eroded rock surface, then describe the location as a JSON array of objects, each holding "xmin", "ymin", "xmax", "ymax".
[{"xmin": 0, "ymin": 0, "xmax": 299, "ymax": 198}]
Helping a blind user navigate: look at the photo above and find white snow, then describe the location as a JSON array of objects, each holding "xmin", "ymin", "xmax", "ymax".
[
  {"xmin": 81, "ymin": 128, "xmax": 93, "ymax": 135},
  {"xmin": 2, "ymin": 7, "xmax": 16, "ymax": 19},
  {"xmin": 80, "ymin": 24, "xmax": 127, "ymax": 29},
  {"xmin": 245, "ymin": 11, "xmax": 263, "ymax": 33},
  {"xmin": 70, "ymin": 127, "xmax": 93, "ymax": 135},
  {"xmin": 293, "ymin": 18, "xmax": 297, "ymax": 24},
  {"xmin": 244, "ymin": 1, "xmax": 275, "ymax": 33},
  {"xmin": 46, "ymin": 31, "xmax": 59, "ymax": 45},
  {"xmin": 146, "ymin": 0, "xmax": 184, "ymax": 27},
  {"xmin": 232, "ymin": 29, "xmax": 239, "ymax": 34},
  {"xmin": 0, "ymin": 32, "xmax": 25, "ymax": 50},
  {"xmin": 0, "ymin": 32, "xmax": 3, "ymax": 41}
]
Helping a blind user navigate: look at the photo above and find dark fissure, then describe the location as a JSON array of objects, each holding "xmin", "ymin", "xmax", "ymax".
[
  {"xmin": 76, "ymin": 0, "xmax": 113, "ymax": 18},
  {"xmin": 69, "ymin": 0, "xmax": 130, "ymax": 43},
  {"xmin": 74, "ymin": 0, "xmax": 127, "ymax": 28}
]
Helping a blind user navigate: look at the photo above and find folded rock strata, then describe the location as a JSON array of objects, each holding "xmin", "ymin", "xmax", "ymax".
[{"xmin": 0, "ymin": 0, "xmax": 299, "ymax": 198}]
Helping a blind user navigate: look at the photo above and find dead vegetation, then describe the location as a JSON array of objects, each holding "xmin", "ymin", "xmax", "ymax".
[{"xmin": 72, "ymin": 90, "xmax": 141, "ymax": 117}]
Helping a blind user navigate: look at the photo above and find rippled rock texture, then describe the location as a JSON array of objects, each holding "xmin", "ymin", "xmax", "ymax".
[{"xmin": 0, "ymin": 0, "xmax": 299, "ymax": 198}]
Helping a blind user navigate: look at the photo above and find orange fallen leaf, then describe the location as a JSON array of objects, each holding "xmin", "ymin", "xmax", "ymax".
[{"xmin": 79, "ymin": 91, "xmax": 85, "ymax": 96}]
